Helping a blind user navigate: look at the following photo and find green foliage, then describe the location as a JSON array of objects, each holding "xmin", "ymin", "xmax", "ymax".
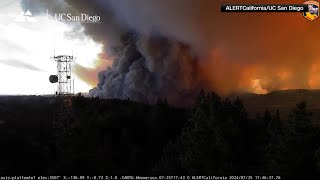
[
  {"xmin": 262, "ymin": 109, "xmax": 285, "ymax": 174},
  {"xmin": 156, "ymin": 92, "xmax": 320, "ymax": 178},
  {"xmin": 1, "ymin": 94, "xmax": 320, "ymax": 177},
  {"xmin": 66, "ymin": 96, "xmax": 187, "ymax": 174},
  {"xmin": 282, "ymin": 101, "xmax": 320, "ymax": 178},
  {"xmin": 157, "ymin": 91, "xmax": 252, "ymax": 175}
]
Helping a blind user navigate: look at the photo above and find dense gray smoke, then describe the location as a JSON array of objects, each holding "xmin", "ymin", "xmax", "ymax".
[
  {"xmin": 66, "ymin": 0, "xmax": 214, "ymax": 104},
  {"xmin": 90, "ymin": 35, "xmax": 201, "ymax": 105},
  {"xmin": 20, "ymin": 0, "xmax": 207, "ymax": 104},
  {"xmin": 96, "ymin": 0, "xmax": 216, "ymax": 54}
]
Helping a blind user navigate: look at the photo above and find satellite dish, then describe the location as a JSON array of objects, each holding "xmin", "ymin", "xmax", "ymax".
[{"xmin": 49, "ymin": 75, "xmax": 58, "ymax": 83}]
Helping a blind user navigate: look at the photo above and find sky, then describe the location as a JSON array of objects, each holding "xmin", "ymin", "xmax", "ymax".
[
  {"xmin": 1, "ymin": 0, "xmax": 320, "ymax": 97},
  {"xmin": 0, "ymin": 0, "xmax": 102, "ymax": 95}
]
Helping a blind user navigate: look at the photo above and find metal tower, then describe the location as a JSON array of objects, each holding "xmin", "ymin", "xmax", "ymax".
[
  {"xmin": 51, "ymin": 55, "xmax": 75, "ymax": 95},
  {"xmin": 49, "ymin": 54, "xmax": 76, "ymax": 139}
]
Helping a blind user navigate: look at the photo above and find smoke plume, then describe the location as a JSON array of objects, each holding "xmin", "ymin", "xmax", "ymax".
[
  {"xmin": 89, "ymin": 34, "xmax": 201, "ymax": 104},
  {"xmin": 21, "ymin": 0, "xmax": 320, "ymax": 104}
]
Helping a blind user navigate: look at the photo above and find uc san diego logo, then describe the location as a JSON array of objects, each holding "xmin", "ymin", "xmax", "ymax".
[
  {"xmin": 303, "ymin": 1, "xmax": 319, "ymax": 21},
  {"xmin": 14, "ymin": 9, "xmax": 37, "ymax": 22}
]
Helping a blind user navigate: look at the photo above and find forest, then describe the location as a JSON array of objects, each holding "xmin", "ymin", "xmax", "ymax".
[{"xmin": 0, "ymin": 91, "xmax": 320, "ymax": 179}]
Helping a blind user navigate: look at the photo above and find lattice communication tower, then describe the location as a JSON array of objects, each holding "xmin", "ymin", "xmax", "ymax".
[{"xmin": 50, "ymin": 55, "xmax": 75, "ymax": 95}]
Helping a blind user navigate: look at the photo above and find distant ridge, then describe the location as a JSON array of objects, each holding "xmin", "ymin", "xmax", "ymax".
[{"xmin": 234, "ymin": 89, "xmax": 320, "ymax": 119}]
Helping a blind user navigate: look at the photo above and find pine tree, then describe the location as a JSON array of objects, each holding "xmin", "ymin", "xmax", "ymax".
[
  {"xmin": 226, "ymin": 97, "xmax": 249, "ymax": 173},
  {"xmin": 263, "ymin": 108, "xmax": 272, "ymax": 130},
  {"xmin": 284, "ymin": 101, "xmax": 318, "ymax": 178},
  {"xmin": 158, "ymin": 90, "xmax": 229, "ymax": 175},
  {"xmin": 263, "ymin": 110, "xmax": 285, "ymax": 174},
  {"xmin": 180, "ymin": 106, "xmax": 213, "ymax": 174}
]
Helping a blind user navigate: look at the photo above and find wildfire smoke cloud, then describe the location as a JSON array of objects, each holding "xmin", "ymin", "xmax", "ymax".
[{"xmin": 21, "ymin": 0, "xmax": 320, "ymax": 104}]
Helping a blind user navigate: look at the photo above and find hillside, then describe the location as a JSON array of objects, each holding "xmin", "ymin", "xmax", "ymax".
[
  {"xmin": 237, "ymin": 89, "xmax": 320, "ymax": 119},
  {"xmin": 0, "ymin": 92, "xmax": 320, "ymax": 176}
]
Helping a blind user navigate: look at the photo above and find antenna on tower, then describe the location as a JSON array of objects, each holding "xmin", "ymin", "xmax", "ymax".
[
  {"xmin": 49, "ymin": 41, "xmax": 76, "ymax": 96},
  {"xmin": 73, "ymin": 79, "xmax": 75, "ymax": 94},
  {"xmin": 49, "ymin": 43, "xmax": 76, "ymax": 134},
  {"xmin": 50, "ymin": 55, "xmax": 76, "ymax": 96},
  {"xmin": 53, "ymin": 37, "xmax": 56, "ymax": 57}
]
